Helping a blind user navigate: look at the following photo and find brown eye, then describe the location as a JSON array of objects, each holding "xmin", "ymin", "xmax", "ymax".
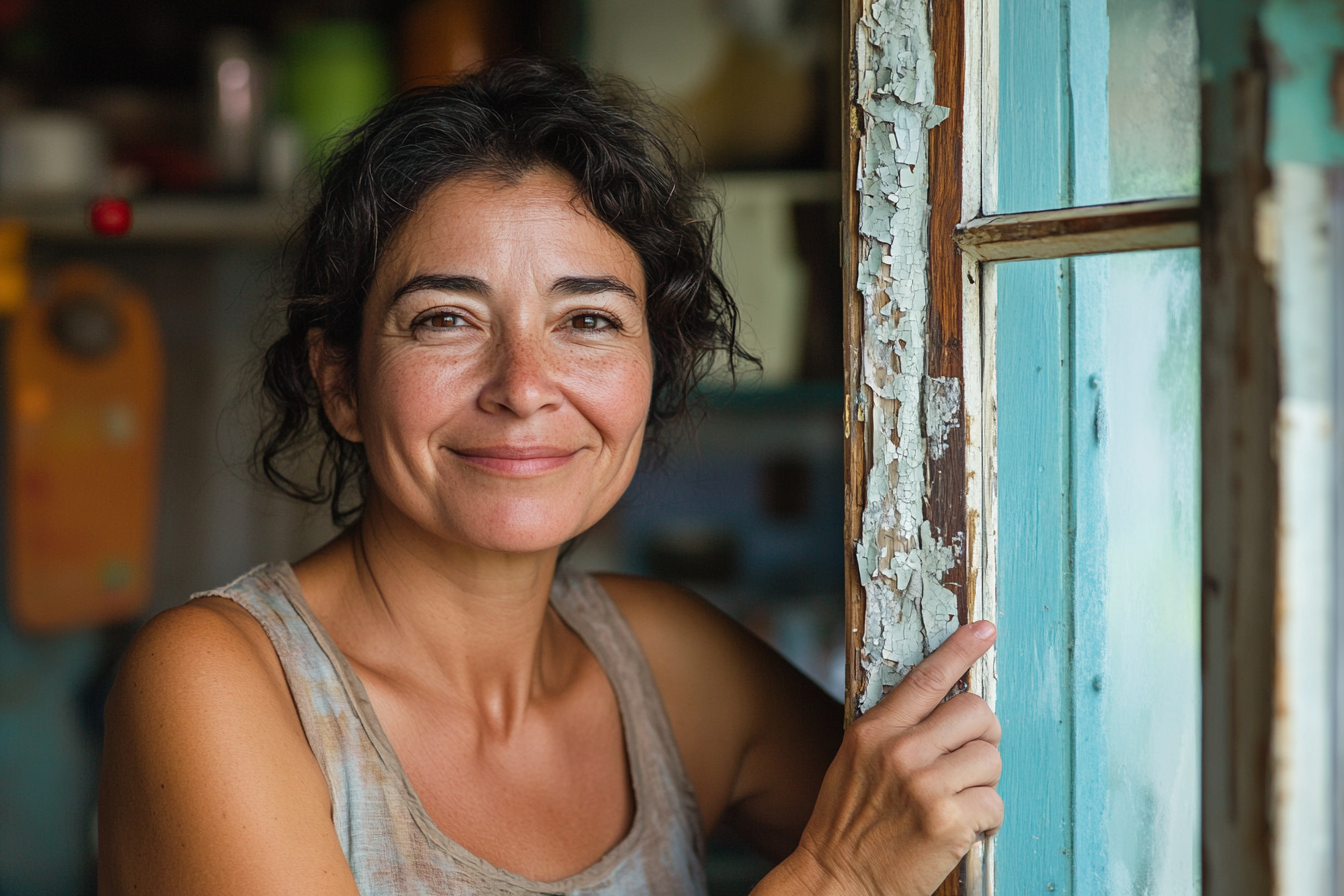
[
  {"xmin": 571, "ymin": 314, "xmax": 612, "ymax": 330},
  {"xmin": 424, "ymin": 313, "xmax": 461, "ymax": 329}
]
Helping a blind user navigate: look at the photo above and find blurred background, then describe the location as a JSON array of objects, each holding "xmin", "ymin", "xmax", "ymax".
[{"xmin": 0, "ymin": 1, "xmax": 843, "ymax": 893}]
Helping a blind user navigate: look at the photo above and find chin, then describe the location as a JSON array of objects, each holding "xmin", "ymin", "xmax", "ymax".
[{"xmin": 443, "ymin": 496, "xmax": 597, "ymax": 555}]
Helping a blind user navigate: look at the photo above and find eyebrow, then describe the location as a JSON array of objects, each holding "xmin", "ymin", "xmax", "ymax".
[
  {"xmin": 389, "ymin": 273, "xmax": 640, "ymax": 304},
  {"xmin": 389, "ymin": 275, "xmax": 489, "ymax": 305},
  {"xmin": 551, "ymin": 276, "xmax": 640, "ymax": 301}
]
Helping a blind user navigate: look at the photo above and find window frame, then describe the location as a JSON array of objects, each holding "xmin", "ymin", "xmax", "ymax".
[{"xmin": 842, "ymin": 1, "xmax": 1204, "ymax": 894}]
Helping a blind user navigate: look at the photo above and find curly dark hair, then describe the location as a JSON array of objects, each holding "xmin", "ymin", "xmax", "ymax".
[{"xmin": 256, "ymin": 57, "xmax": 754, "ymax": 526}]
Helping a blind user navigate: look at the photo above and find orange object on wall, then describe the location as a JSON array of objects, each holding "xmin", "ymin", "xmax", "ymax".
[
  {"xmin": 7, "ymin": 264, "xmax": 164, "ymax": 633},
  {"xmin": 400, "ymin": 0, "xmax": 492, "ymax": 87}
]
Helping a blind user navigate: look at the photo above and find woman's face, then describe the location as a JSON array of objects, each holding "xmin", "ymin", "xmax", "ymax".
[{"xmin": 314, "ymin": 167, "xmax": 654, "ymax": 554}]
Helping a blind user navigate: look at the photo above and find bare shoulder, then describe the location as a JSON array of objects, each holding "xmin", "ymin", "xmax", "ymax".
[
  {"xmin": 593, "ymin": 573, "xmax": 775, "ymax": 697},
  {"xmin": 108, "ymin": 597, "xmax": 290, "ymax": 723},
  {"xmin": 592, "ymin": 573, "xmax": 835, "ymax": 835},
  {"xmin": 100, "ymin": 599, "xmax": 355, "ymax": 896}
]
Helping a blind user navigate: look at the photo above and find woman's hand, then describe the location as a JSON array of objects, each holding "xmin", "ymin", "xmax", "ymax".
[{"xmin": 756, "ymin": 622, "xmax": 1002, "ymax": 896}]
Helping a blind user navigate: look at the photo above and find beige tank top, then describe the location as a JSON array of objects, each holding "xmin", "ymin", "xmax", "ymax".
[{"xmin": 193, "ymin": 563, "xmax": 709, "ymax": 895}]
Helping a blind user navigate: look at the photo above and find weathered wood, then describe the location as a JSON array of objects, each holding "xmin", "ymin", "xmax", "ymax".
[
  {"xmin": 842, "ymin": 0, "xmax": 868, "ymax": 729},
  {"xmin": 928, "ymin": 3, "xmax": 966, "ymax": 894},
  {"xmin": 1332, "ymin": 165, "xmax": 1344, "ymax": 896},
  {"xmin": 958, "ymin": 0, "xmax": 992, "ymax": 888},
  {"xmin": 927, "ymin": 0, "xmax": 968, "ymax": 632},
  {"xmin": 955, "ymin": 196, "xmax": 1199, "ymax": 262},
  {"xmin": 1199, "ymin": 68, "xmax": 1276, "ymax": 896}
]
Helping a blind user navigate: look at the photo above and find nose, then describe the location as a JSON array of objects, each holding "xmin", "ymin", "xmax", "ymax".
[{"xmin": 477, "ymin": 331, "xmax": 564, "ymax": 418}]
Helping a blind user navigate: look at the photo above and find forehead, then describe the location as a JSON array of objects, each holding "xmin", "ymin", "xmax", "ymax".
[{"xmin": 374, "ymin": 167, "xmax": 645, "ymax": 292}]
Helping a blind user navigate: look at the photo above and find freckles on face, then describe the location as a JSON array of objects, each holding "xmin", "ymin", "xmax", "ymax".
[{"xmin": 351, "ymin": 167, "xmax": 655, "ymax": 552}]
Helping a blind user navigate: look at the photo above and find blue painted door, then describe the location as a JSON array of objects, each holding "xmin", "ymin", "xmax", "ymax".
[{"xmin": 994, "ymin": 0, "xmax": 1201, "ymax": 893}]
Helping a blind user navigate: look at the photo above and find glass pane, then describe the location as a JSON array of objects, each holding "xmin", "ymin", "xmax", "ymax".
[
  {"xmin": 995, "ymin": 0, "xmax": 1199, "ymax": 214},
  {"xmin": 1079, "ymin": 248, "xmax": 1201, "ymax": 893},
  {"xmin": 994, "ymin": 247, "xmax": 1200, "ymax": 894},
  {"xmin": 1105, "ymin": 0, "xmax": 1200, "ymax": 202}
]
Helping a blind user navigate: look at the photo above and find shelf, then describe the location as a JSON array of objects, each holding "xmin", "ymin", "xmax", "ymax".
[
  {"xmin": 0, "ymin": 171, "xmax": 840, "ymax": 246},
  {"xmin": 0, "ymin": 197, "xmax": 300, "ymax": 245}
]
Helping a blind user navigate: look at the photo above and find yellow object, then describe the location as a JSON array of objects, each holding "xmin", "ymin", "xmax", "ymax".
[{"xmin": 7, "ymin": 264, "xmax": 164, "ymax": 633}]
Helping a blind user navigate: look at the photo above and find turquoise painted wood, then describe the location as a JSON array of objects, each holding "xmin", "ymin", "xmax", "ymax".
[
  {"xmin": 996, "ymin": 257, "xmax": 1074, "ymax": 895},
  {"xmin": 997, "ymin": 0, "xmax": 1203, "ymax": 892},
  {"xmin": 1261, "ymin": 0, "xmax": 1344, "ymax": 166},
  {"xmin": 1065, "ymin": 1, "xmax": 1111, "ymax": 893},
  {"xmin": 996, "ymin": 2, "xmax": 1074, "ymax": 892},
  {"xmin": 0, "ymin": 614, "xmax": 101, "ymax": 895}
]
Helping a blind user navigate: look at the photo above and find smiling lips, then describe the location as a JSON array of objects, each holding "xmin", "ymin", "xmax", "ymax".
[{"xmin": 450, "ymin": 445, "xmax": 582, "ymax": 476}]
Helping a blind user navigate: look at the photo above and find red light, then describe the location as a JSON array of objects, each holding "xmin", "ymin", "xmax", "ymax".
[{"xmin": 88, "ymin": 197, "xmax": 132, "ymax": 238}]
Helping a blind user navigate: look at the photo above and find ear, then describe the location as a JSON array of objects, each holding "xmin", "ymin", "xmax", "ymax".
[{"xmin": 307, "ymin": 328, "xmax": 363, "ymax": 443}]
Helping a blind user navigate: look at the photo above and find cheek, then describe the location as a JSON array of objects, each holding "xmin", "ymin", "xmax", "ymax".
[
  {"xmin": 564, "ymin": 345, "xmax": 654, "ymax": 442},
  {"xmin": 357, "ymin": 347, "xmax": 475, "ymax": 444}
]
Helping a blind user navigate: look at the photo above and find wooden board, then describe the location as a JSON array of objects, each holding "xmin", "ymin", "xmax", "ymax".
[
  {"xmin": 842, "ymin": 0, "xmax": 869, "ymax": 729},
  {"xmin": 955, "ymin": 196, "xmax": 1200, "ymax": 262},
  {"xmin": 7, "ymin": 264, "xmax": 164, "ymax": 633}
]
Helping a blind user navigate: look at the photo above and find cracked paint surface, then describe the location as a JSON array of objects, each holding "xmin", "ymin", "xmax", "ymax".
[{"xmin": 853, "ymin": 0, "xmax": 957, "ymax": 712}]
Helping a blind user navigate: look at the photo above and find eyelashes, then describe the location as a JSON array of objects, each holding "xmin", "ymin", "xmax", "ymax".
[
  {"xmin": 567, "ymin": 312, "xmax": 622, "ymax": 331},
  {"xmin": 413, "ymin": 311, "xmax": 467, "ymax": 330},
  {"xmin": 407, "ymin": 307, "xmax": 626, "ymax": 337}
]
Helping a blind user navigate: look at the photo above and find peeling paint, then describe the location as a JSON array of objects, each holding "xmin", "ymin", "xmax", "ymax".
[
  {"xmin": 925, "ymin": 375, "xmax": 962, "ymax": 460},
  {"xmin": 853, "ymin": 0, "xmax": 955, "ymax": 712}
]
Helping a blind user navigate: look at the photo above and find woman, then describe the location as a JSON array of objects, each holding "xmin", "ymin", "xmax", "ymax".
[{"xmin": 98, "ymin": 59, "xmax": 1001, "ymax": 896}]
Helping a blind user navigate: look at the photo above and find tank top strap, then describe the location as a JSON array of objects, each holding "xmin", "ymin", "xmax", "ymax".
[
  {"xmin": 549, "ymin": 567, "xmax": 705, "ymax": 857},
  {"xmin": 189, "ymin": 563, "xmax": 382, "ymax": 862}
]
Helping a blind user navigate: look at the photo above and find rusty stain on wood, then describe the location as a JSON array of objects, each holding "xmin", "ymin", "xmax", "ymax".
[
  {"xmin": 928, "ymin": 0, "xmax": 969, "ymax": 643},
  {"xmin": 843, "ymin": 0, "xmax": 868, "ymax": 729},
  {"xmin": 929, "ymin": 1, "xmax": 967, "ymax": 893},
  {"xmin": 955, "ymin": 196, "xmax": 1200, "ymax": 262}
]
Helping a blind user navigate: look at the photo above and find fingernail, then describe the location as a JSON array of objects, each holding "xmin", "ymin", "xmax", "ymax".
[{"xmin": 972, "ymin": 621, "xmax": 996, "ymax": 639}]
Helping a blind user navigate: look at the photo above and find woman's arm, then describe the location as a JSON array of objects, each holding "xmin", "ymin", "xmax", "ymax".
[
  {"xmin": 601, "ymin": 575, "xmax": 1000, "ymax": 895},
  {"xmin": 597, "ymin": 575, "xmax": 842, "ymax": 857},
  {"xmin": 98, "ymin": 600, "xmax": 361, "ymax": 896}
]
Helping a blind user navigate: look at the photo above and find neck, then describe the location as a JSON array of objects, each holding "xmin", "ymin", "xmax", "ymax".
[{"xmin": 293, "ymin": 489, "xmax": 568, "ymax": 730}]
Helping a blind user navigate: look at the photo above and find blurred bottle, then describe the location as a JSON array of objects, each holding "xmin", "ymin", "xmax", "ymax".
[
  {"xmin": 581, "ymin": 0, "xmax": 820, "ymax": 169},
  {"xmin": 399, "ymin": 0, "xmax": 492, "ymax": 87},
  {"xmin": 260, "ymin": 117, "xmax": 305, "ymax": 197},
  {"xmin": 205, "ymin": 28, "xmax": 265, "ymax": 190},
  {"xmin": 284, "ymin": 20, "xmax": 392, "ymax": 164}
]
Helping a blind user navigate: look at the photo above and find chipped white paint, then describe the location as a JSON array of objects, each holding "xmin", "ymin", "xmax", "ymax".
[
  {"xmin": 959, "ymin": 1, "xmax": 995, "ymax": 889},
  {"xmin": 925, "ymin": 376, "xmax": 962, "ymax": 460},
  {"xmin": 1270, "ymin": 161, "xmax": 1334, "ymax": 896},
  {"xmin": 852, "ymin": 0, "xmax": 956, "ymax": 712}
]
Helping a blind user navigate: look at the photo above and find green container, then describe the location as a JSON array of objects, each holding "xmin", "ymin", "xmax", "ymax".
[{"xmin": 284, "ymin": 21, "xmax": 393, "ymax": 164}]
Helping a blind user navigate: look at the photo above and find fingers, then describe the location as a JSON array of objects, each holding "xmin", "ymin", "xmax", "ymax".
[
  {"xmin": 921, "ymin": 692, "xmax": 1002, "ymax": 752},
  {"xmin": 955, "ymin": 785, "xmax": 1004, "ymax": 837},
  {"xmin": 871, "ymin": 622, "xmax": 996, "ymax": 729},
  {"xmin": 932, "ymin": 739, "xmax": 1001, "ymax": 793}
]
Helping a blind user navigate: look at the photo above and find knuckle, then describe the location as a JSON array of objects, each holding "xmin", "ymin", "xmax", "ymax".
[
  {"xmin": 947, "ymin": 692, "xmax": 992, "ymax": 725},
  {"xmin": 989, "ymin": 791, "xmax": 1005, "ymax": 825},
  {"xmin": 904, "ymin": 765, "xmax": 944, "ymax": 803},
  {"xmin": 958, "ymin": 692, "xmax": 990, "ymax": 715},
  {"xmin": 919, "ymin": 799, "xmax": 962, "ymax": 842},
  {"xmin": 881, "ymin": 735, "xmax": 923, "ymax": 777},
  {"xmin": 984, "ymin": 746, "xmax": 1003, "ymax": 782},
  {"xmin": 846, "ymin": 717, "xmax": 884, "ymax": 754}
]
